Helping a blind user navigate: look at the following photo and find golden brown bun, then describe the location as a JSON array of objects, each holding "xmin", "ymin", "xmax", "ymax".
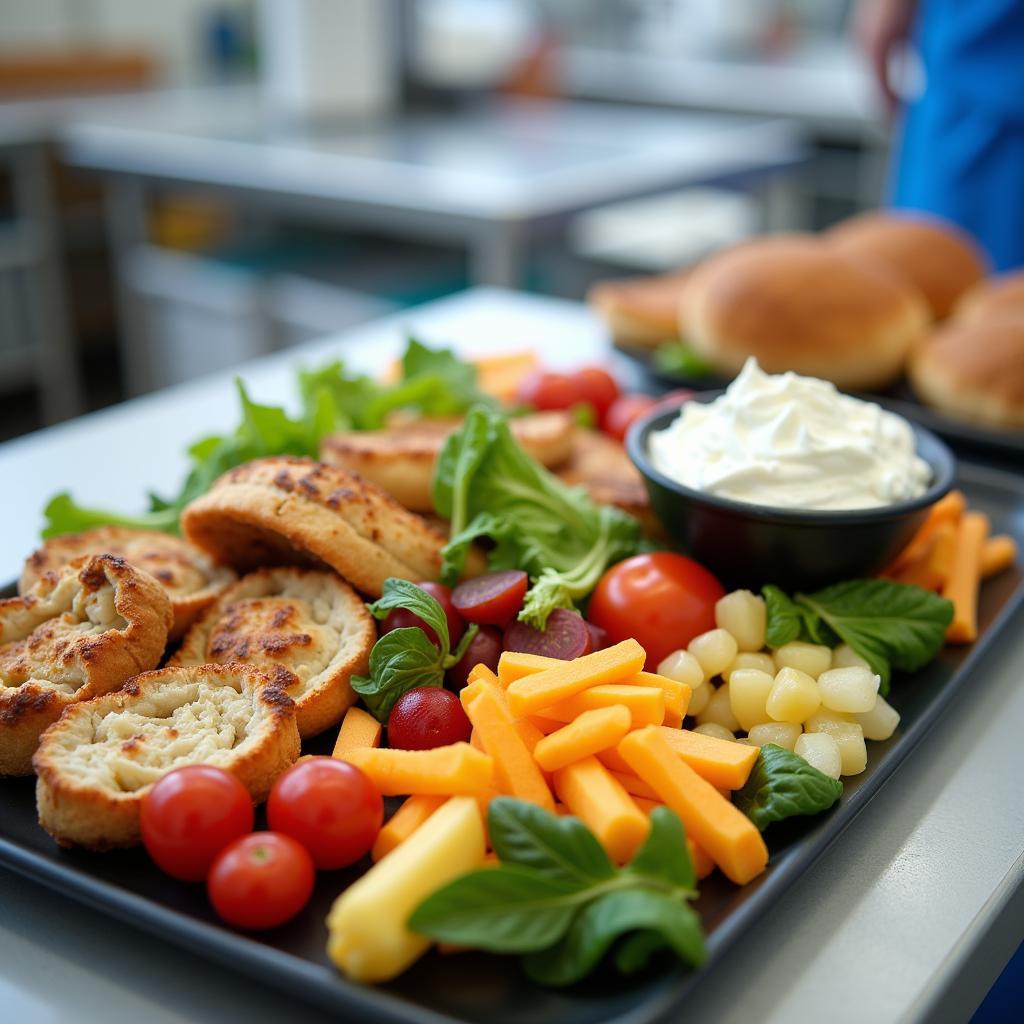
[
  {"xmin": 825, "ymin": 211, "xmax": 987, "ymax": 320},
  {"xmin": 320, "ymin": 412, "xmax": 574, "ymax": 513},
  {"xmin": 1, "ymin": 554, "xmax": 172, "ymax": 777},
  {"xmin": 680, "ymin": 235, "xmax": 928, "ymax": 390},
  {"xmin": 909, "ymin": 320, "xmax": 1024, "ymax": 430},
  {"xmin": 34, "ymin": 663, "xmax": 299, "ymax": 849},
  {"xmin": 170, "ymin": 567, "xmax": 375, "ymax": 738},
  {"xmin": 587, "ymin": 269, "xmax": 692, "ymax": 350},
  {"xmin": 20, "ymin": 527, "xmax": 235, "ymax": 641},
  {"xmin": 953, "ymin": 270, "xmax": 1024, "ymax": 327},
  {"xmin": 180, "ymin": 457, "xmax": 449, "ymax": 595}
]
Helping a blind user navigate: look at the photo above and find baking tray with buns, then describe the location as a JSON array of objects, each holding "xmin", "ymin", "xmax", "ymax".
[
  {"xmin": 1, "ymin": 458, "xmax": 1022, "ymax": 1024},
  {"xmin": 592, "ymin": 211, "xmax": 1024, "ymax": 459}
]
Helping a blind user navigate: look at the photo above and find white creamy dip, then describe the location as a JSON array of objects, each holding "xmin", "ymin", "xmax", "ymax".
[{"xmin": 648, "ymin": 358, "xmax": 931, "ymax": 511}]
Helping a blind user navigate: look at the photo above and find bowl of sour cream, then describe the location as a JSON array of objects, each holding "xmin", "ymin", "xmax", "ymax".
[{"xmin": 626, "ymin": 358, "xmax": 955, "ymax": 589}]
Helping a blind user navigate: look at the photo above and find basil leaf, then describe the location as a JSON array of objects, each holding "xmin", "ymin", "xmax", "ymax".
[
  {"xmin": 523, "ymin": 888, "xmax": 706, "ymax": 987},
  {"xmin": 488, "ymin": 798, "xmax": 615, "ymax": 889},
  {"xmin": 350, "ymin": 627, "xmax": 443, "ymax": 722},
  {"xmin": 796, "ymin": 579, "xmax": 953, "ymax": 695},
  {"xmin": 762, "ymin": 584, "xmax": 835, "ymax": 648},
  {"xmin": 443, "ymin": 622, "xmax": 479, "ymax": 670},
  {"xmin": 626, "ymin": 808, "xmax": 695, "ymax": 891},
  {"xmin": 408, "ymin": 865, "xmax": 583, "ymax": 953},
  {"xmin": 613, "ymin": 930, "xmax": 668, "ymax": 974},
  {"xmin": 366, "ymin": 578, "xmax": 451, "ymax": 655},
  {"xmin": 734, "ymin": 744, "xmax": 843, "ymax": 831}
]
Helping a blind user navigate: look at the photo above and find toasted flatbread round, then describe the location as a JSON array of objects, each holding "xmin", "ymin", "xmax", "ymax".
[
  {"xmin": 320, "ymin": 412, "xmax": 574, "ymax": 512},
  {"xmin": 20, "ymin": 527, "xmax": 235, "ymax": 641},
  {"xmin": 34, "ymin": 663, "xmax": 299, "ymax": 849},
  {"xmin": 180, "ymin": 457, "xmax": 449, "ymax": 596},
  {"xmin": 587, "ymin": 269, "xmax": 692, "ymax": 350},
  {"xmin": 170, "ymin": 568, "xmax": 375, "ymax": 737},
  {"xmin": 1, "ymin": 555, "xmax": 172, "ymax": 777}
]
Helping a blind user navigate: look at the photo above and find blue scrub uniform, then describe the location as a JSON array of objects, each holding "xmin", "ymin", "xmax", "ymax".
[{"xmin": 891, "ymin": 0, "xmax": 1024, "ymax": 271}]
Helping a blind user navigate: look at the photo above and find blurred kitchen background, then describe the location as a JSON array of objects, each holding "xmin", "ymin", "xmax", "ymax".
[{"xmin": 0, "ymin": 0, "xmax": 886, "ymax": 441}]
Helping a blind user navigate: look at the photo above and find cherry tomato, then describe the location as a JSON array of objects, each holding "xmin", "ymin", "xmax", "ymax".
[
  {"xmin": 388, "ymin": 687, "xmax": 472, "ymax": 750},
  {"xmin": 207, "ymin": 832, "xmax": 314, "ymax": 930},
  {"xmin": 654, "ymin": 388, "xmax": 696, "ymax": 411},
  {"xmin": 518, "ymin": 371, "xmax": 585, "ymax": 412},
  {"xmin": 451, "ymin": 570, "xmax": 528, "ymax": 626},
  {"xmin": 601, "ymin": 393, "xmax": 657, "ymax": 442},
  {"xmin": 447, "ymin": 624, "xmax": 503, "ymax": 690},
  {"xmin": 573, "ymin": 367, "xmax": 620, "ymax": 420},
  {"xmin": 140, "ymin": 765, "xmax": 254, "ymax": 882},
  {"xmin": 588, "ymin": 553, "xmax": 725, "ymax": 667},
  {"xmin": 381, "ymin": 581, "xmax": 464, "ymax": 649},
  {"xmin": 267, "ymin": 758, "xmax": 383, "ymax": 870}
]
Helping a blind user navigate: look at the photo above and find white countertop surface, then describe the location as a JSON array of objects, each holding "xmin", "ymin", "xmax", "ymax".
[{"xmin": 1, "ymin": 288, "xmax": 1022, "ymax": 1023}]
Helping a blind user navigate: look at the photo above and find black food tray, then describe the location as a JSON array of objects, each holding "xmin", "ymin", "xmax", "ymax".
[
  {"xmin": 616, "ymin": 346, "xmax": 1024, "ymax": 460},
  {"xmin": 2, "ymin": 461, "xmax": 1023, "ymax": 1024}
]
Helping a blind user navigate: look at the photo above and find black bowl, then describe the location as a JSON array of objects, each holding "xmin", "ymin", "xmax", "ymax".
[{"xmin": 626, "ymin": 392, "xmax": 956, "ymax": 591}]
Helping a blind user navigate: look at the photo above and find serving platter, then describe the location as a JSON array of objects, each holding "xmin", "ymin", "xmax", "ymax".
[
  {"xmin": 616, "ymin": 345, "xmax": 1024, "ymax": 460},
  {"xmin": 1, "ymin": 458, "xmax": 1022, "ymax": 1024}
]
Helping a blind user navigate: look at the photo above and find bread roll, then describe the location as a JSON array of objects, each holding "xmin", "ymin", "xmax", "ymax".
[
  {"xmin": 680, "ymin": 235, "xmax": 928, "ymax": 390},
  {"xmin": 909, "ymin": 320, "xmax": 1024, "ymax": 430},
  {"xmin": 953, "ymin": 270, "xmax": 1024, "ymax": 327},
  {"xmin": 587, "ymin": 270, "xmax": 691, "ymax": 350},
  {"xmin": 825, "ymin": 211, "xmax": 987, "ymax": 320}
]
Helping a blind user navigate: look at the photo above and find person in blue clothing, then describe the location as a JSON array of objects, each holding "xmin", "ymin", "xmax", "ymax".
[{"xmin": 854, "ymin": 0, "xmax": 1024, "ymax": 271}]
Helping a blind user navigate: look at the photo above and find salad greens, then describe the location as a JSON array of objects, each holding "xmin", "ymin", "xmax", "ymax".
[
  {"xmin": 410, "ymin": 798, "xmax": 706, "ymax": 987},
  {"xmin": 432, "ymin": 406, "xmax": 644, "ymax": 629},
  {"xmin": 762, "ymin": 579, "xmax": 953, "ymax": 695},
  {"xmin": 651, "ymin": 340, "xmax": 714, "ymax": 379},
  {"xmin": 734, "ymin": 744, "xmax": 844, "ymax": 831},
  {"xmin": 41, "ymin": 339, "xmax": 493, "ymax": 539},
  {"xmin": 351, "ymin": 578, "xmax": 477, "ymax": 722}
]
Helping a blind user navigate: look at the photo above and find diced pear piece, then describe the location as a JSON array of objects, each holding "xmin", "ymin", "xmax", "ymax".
[
  {"xmin": 773, "ymin": 641, "xmax": 832, "ymax": 678},
  {"xmin": 747, "ymin": 721, "xmax": 802, "ymax": 751},
  {"xmin": 854, "ymin": 693, "xmax": 901, "ymax": 741},
  {"xmin": 766, "ymin": 668, "xmax": 821, "ymax": 724},
  {"xmin": 688, "ymin": 629, "xmax": 739, "ymax": 680},
  {"xmin": 714, "ymin": 591, "xmax": 766, "ymax": 651},
  {"xmin": 794, "ymin": 733, "xmax": 842, "ymax": 779}
]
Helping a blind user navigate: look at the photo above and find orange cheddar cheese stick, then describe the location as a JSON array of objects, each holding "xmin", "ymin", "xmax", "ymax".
[
  {"xmin": 505, "ymin": 639, "xmax": 645, "ymax": 718},
  {"xmin": 609, "ymin": 770, "xmax": 662, "ymax": 802},
  {"xmin": 552, "ymin": 756, "xmax": 650, "ymax": 864},
  {"xmin": 540, "ymin": 684, "xmax": 665, "ymax": 726},
  {"xmin": 467, "ymin": 663, "xmax": 504, "ymax": 689},
  {"xmin": 618, "ymin": 727, "xmax": 768, "ymax": 885},
  {"xmin": 622, "ymin": 671, "xmax": 691, "ymax": 724},
  {"xmin": 371, "ymin": 795, "xmax": 447, "ymax": 861},
  {"xmin": 470, "ymin": 728, "xmax": 485, "ymax": 752},
  {"xmin": 981, "ymin": 535, "xmax": 1017, "ymax": 578},
  {"xmin": 596, "ymin": 744, "xmax": 635, "ymax": 775},
  {"xmin": 461, "ymin": 681, "xmax": 555, "ymax": 812},
  {"xmin": 893, "ymin": 519, "xmax": 955, "ymax": 591},
  {"xmin": 944, "ymin": 511, "xmax": 990, "ymax": 644},
  {"xmin": 344, "ymin": 743, "xmax": 494, "ymax": 796},
  {"xmin": 465, "ymin": 665, "xmax": 549, "ymax": 758},
  {"xmin": 533, "ymin": 705, "xmax": 632, "ymax": 773},
  {"xmin": 497, "ymin": 650, "xmax": 561, "ymax": 687},
  {"xmin": 654, "ymin": 726, "xmax": 759, "ymax": 790},
  {"xmin": 332, "ymin": 706, "xmax": 383, "ymax": 759},
  {"xmin": 887, "ymin": 490, "xmax": 966, "ymax": 574},
  {"xmin": 628, "ymin": 797, "xmax": 715, "ymax": 878}
]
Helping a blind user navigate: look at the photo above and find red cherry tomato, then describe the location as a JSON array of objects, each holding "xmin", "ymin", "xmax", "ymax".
[
  {"xmin": 518, "ymin": 371, "xmax": 585, "ymax": 412},
  {"xmin": 573, "ymin": 367, "xmax": 620, "ymax": 420},
  {"xmin": 446, "ymin": 624, "xmax": 503, "ymax": 690},
  {"xmin": 654, "ymin": 388, "xmax": 696, "ymax": 411},
  {"xmin": 588, "ymin": 553, "xmax": 725, "ymax": 667},
  {"xmin": 207, "ymin": 832, "xmax": 314, "ymax": 930},
  {"xmin": 381, "ymin": 581, "xmax": 464, "ymax": 649},
  {"xmin": 267, "ymin": 758, "xmax": 383, "ymax": 870},
  {"xmin": 601, "ymin": 393, "xmax": 657, "ymax": 442},
  {"xmin": 451, "ymin": 570, "xmax": 528, "ymax": 626},
  {"xmin": 140, "ymin": 765, "xmax": 254, "ymax": 882},
  {"xmin": 388, "ymin": 687, "xmax": 472, "ymax": 750}
]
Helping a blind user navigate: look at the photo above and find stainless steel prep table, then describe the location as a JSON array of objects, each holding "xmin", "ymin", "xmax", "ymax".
[
  {"xmin": 1, "ymin": 288, "xmax": 1020, "ymax": 1023},
  {"xmin": 58, "ymin": 87, "xmax": 804, "ymax": 394}
]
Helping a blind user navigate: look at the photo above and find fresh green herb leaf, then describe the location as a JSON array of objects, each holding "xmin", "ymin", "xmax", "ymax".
[
  {"xmin": 409, "ymin": 866, "xmax": 583, "ymax": 954},
  {"xmin": 488, "ymin": 797, "xmax": 615, "ymax": 889},
  {"xmin": 433, "ymin": 407, "xmax": 644, "ymax": 627},
  {"xmin": 366, "ymin": 578, "xmax": 451, "ymax": 652},
  {"xmin": 763, "ymin": 579, "xmax": 953, "ymax": 694},
  {"xmin": 652, "ymin": 340, "xmax": 713, "ymax": 379},
  {"xmin": 41, "ymin": 492, "xmax": 179, "ymax": 539},
  {"xmin": 625, "ymin": 806, "xmax": 696, "ymax": 891},
  {"xmin": 734, "ymin": 744, "xmax": 843, "ymax": 831},
  {"xmin": 410, "ymin": 800, "xmax": 705, "ymax": 988},
  {"xmin": 523, "ymin": 887, "xmax": 706, "ymax": 987},
  {"xmin": 350, "ymin": 627, "xmax": 444, "ymax": 722}
]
